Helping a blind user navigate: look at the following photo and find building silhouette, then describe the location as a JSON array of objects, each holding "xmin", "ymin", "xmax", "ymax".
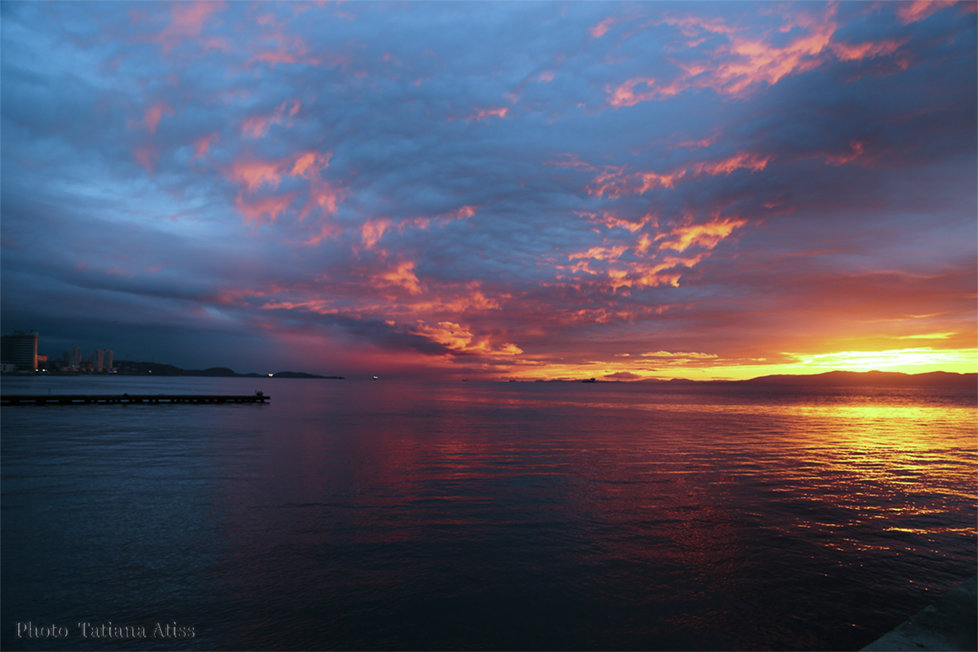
[
  {"xmin": 1, "ymin": 331, "xmax": 38, "ymax": 372},
  {"xmin": 66, "ymin": 347, "xmax": 82, "ymax": 371},
  {"xmin": 93, "ymin": 349, "xmax": 114, "ymax": 373}
]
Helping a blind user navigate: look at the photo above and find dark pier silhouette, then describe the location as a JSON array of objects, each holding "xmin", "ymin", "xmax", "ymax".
[{"xmin": 1, "ymin": 392, "xmax": 269, "ymax": 406}]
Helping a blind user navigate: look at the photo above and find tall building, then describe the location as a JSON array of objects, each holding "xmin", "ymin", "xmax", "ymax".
[
  {"xmin": 65, "ymin": 347, "xmax": 82, "ymax": 371},
  {"xmin": 1, "ymin": 331, "xmax": 38, "ymax": 372},
  {"xmin": 92, "ymin": 349, "xmax": 114, "ymax": 373}
]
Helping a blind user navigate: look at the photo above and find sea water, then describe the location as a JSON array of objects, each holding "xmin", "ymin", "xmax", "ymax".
[{"xmin": 2, "ymin": 376, "xmax": 975, "ymax": 650}]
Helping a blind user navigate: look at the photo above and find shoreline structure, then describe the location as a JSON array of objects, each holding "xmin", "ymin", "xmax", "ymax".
[{"xmin": 862, "ymin": 575, "xmax": 977, "ymax": 651}]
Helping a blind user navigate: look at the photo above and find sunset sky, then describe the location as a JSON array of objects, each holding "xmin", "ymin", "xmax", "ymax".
[{"xmin": 2, "ymin": 1, "xmax": 975, "ymax": 380}]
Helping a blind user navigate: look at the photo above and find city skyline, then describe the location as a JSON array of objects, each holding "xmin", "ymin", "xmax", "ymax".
[{"xmin": 2, "ymin": 1, "xmax": 976, "ymax": 380}]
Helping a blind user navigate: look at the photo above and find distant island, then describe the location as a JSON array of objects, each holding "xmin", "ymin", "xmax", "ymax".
[
  {"xmin": 530, "ymin": 370, "xmax": 977, "ymax": 387},
  {"xmin": 738, "ymin": 370, "xmax": 976, "ymax": 387},
  {"xmin": 647, "ymin": 370, "xmax": 976, "ymax": 388},
  {"xmin": 109, "ymin": 361, "xmax": 342, "ymax": 379}
]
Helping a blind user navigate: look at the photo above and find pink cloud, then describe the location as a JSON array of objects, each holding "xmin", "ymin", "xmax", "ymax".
[
  {"xmin": 469, "ymin": 106, "xmax": 509, "ymax": 121},
  {"xmin": 545, "ymin": 154, "xmax": 595, "ymax": 170},
  {"xmin": 831, "ymin": 38, "xmax": 906, "ymax": 62},
  {"xmin": 587, "ymin": 150, "xmax": 769, "ymax": 198},
  {"xmin": 674, "ymin": 133, "xmax": 720, "ymax": 150},
  {"xmin": 897, "ymin": 0, "xmax": 958, "ymax": 24},
  {"xmin": 608, "ymin": 77, "xmax": 667, "ymax": 108},
  {"xmin": 361, "ymin": 218, "xmax": 391, "ymax": 249},
  {"xmin": 657, "ymin": 15, "xmax": 736, "ymax": 37},
  {"xmin": 453, "ymin": 205, "xmax": 477, "ymax": 219},
  {"xmin": 590, "ymin": 17, "xmax": 618, "ymax": 38},
  {"xmin": 823, "ymin": 141, "xmax": 866, "ymax": 166},
  {"xmin": 133, "ymin": 144, "xmax": 158, "ymax": 175},
  {"xmin": 290, "ymin": 150, "xmax": 329, "ymax": 178},
  {"xmin": 235, "ymin": 192, "xmax": 296, "ymax": 227},
  {"xmin": 193, "ymin": 133, "xmax": 218, "ymax": 161},
  {"xmin": 607, "ymin": 5, "xmax": 914, "ymax": 106},
  {"xmin": 143, "ymin": 103, "xmax": 173, "ymax": 134},
  {"xmin": 227, "ymin": 158, "xmax": 285, "ymax": 192},
  {"xmin": 692, "ymin": 151, "xmax": 770, "ymax": 176},
  {"xmin": 303, "ymin": 221, "xmax": 344, "ymax": 247},
  {"xmin": 204, "ymin": 37, "xmax": 230, "ymax": 52},
  {"xmin": 156, "ymin": 1, "xmax": 225, "ymax": 53},
  {"xmin": 241, "ymin": 99, "xmax": 301, "ymax": 138},
  {"xmin": 225, "ymin": 150, "xmax": 330, "ymax": 196},
  {"xmin": 306, "ymin": 180, "xmax": 341, "ymax": 216}
]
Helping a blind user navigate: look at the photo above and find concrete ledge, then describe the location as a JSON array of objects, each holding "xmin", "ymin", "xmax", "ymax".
[{"xmin": 862, "ymin": 575, "xmax": 977, "ymax": 651}]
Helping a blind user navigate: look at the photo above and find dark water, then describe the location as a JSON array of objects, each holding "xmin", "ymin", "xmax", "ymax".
[{"xmin": 2, "ymin": 376, "xmax": 975, "ymax": 650}]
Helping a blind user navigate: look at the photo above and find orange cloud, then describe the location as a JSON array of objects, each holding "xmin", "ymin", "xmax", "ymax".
[
  {"xmin": 588, "ymin": 150, "xmax": 768, "ymax": 197},
  {"xmin": 569, "ymin": 245, "xmax": 628, "ymax": 261},
  {"xmin": 592, "ymin": 212, "xmax": 656, "ymax": 233},
  {"xmin": 378, "ymin": 260, "xmax": 422, "ymax": 295},
  {"xmin": 413, "ymin": 321, "xmax": 522, "ymax": 357},
  {"xmin": 692, "ymin": 151, "xmax": 770, "ymax": 176},
  {"xmin": 469, "ymin": 106, "xmax": 509, "ymax": 121},
  {"xmin": 655, "ymin": 217, "xmax": 747, "ymax": 252},
  {"xmin": 635, "ymin": 233, "xmax": 653, "ymax": 255},
  {"xmin": 606, "ymin": 6, "xmax": 916, "ymax": 109},
  {"xmin": 608, "ymin": 6, "xmax": 885, "ymax": 106}
]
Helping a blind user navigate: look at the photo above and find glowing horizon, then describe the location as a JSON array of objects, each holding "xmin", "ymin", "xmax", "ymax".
[
  {"xmin": 484, "ymin": 346, "xmax": 978, "ymax": 383},
  {"xmin": 1, "ymin": 1, "xmax": 975, "ymax": 380}
]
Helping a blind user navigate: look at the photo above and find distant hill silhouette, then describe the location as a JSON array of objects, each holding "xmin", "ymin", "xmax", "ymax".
[
  {"xmin": 741, "ymin": 370, "xmax": 976, "ymax": 388},
  {"xmin": 627, "ymin": 370, "xmax": 976, "ymax": 387},
  {"xmin": 113, "ymin": 361, "xmax": 341, "ymax": 379}
]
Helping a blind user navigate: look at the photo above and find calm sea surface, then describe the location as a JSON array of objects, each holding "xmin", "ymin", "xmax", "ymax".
[{"xmin": 2, "ymin": 376, "xmax": 975, "ymax": 650}]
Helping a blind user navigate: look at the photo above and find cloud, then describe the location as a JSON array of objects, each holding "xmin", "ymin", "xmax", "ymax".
[
  {"xmin": 1, "ymin": 1, "xmax": 974, "ymax": 378},
  {"xmin": 897, "ymin": 0, "xmax": 959, "ymax": 24},
  {"xmin": 155, "ymin": 1, "xmax": 226, "ymax": 53}
]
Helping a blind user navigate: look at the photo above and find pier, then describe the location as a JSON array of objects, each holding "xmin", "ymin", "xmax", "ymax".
[{"xmin": 1, "ymin": 393, "xmax": 270, "ymax": 406}]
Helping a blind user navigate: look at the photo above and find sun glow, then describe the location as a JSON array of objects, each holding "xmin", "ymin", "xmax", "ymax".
[
  {"xmin": 499, "ymin": 346, "xmax": 978, "ymax": 382},
  {"xmin": 788, "ymin": 347, "xmax": 978, "ymax": 373}
]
